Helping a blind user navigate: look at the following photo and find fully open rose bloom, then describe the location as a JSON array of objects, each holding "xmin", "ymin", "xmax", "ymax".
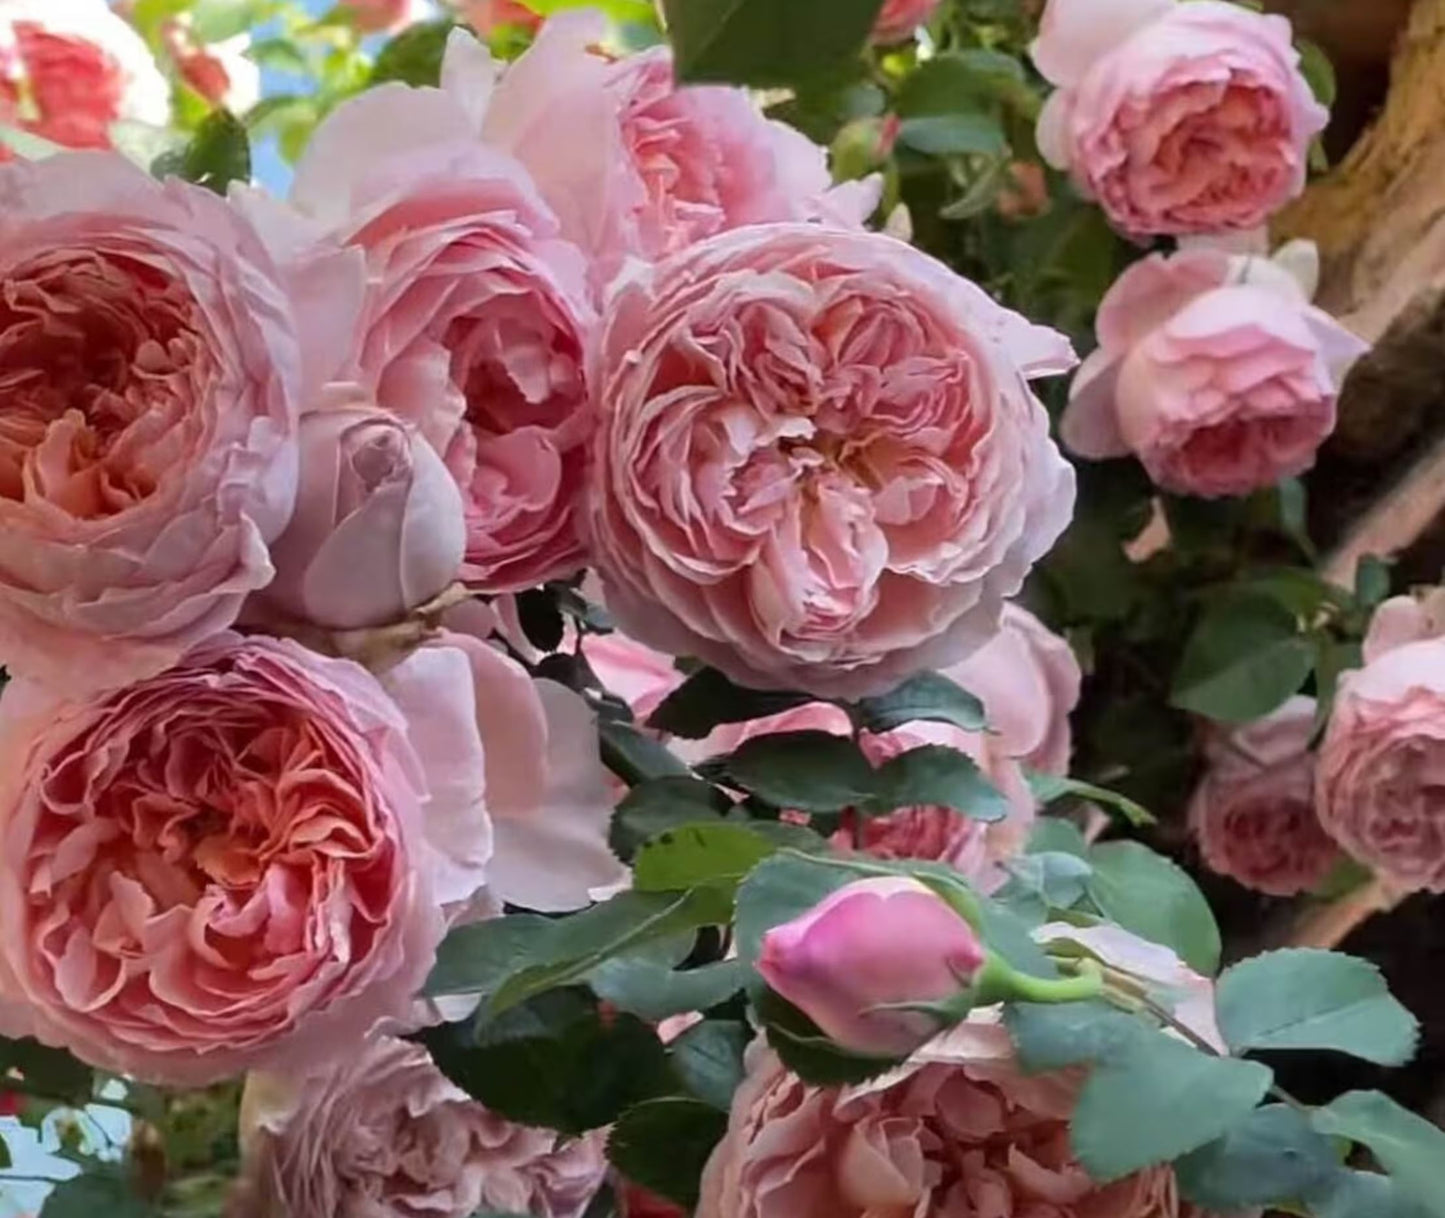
[
  {"xmin": 234, "ymin": 1035, "xmax": 607, "ymax": 1218},
  {"xmin": 1315, "ymin": 597, "xmax": 1445, "ymax": 892},
  {"xmin": 586, "ymin": 224, "xmax": 1076, "ymax": 699},
  {"xmin": 1189, "ymin": 696, "xmax": 1339, "ymax": 897},
  {"xmin": 0, "ymin": 152, "xmax": 360, "ymax": 694},
  {"xmin": 293, "ymin": 97, "xmax": 595, "ymax": 594},
  {"xmin": 0, "ymin": 0, "xmax": 168, "ymax": 153},
  {"xmin": 461, "ymin": 13, "xmax": 878, "ymax": 286},
  {"xmin": 1033, "ymin": 0, "xmax": 1327, "ymax": 237},
  {"xmin": 0, "ymin": 633, "xmax": 494, "ymax": 1085},
  {"xmin": 1061, "ymin": 242, "xmax": 1367, "ymax": 497},
  {"xmin": 701, "ymin": 926, "xmax": 1229, "ymax": 1218}
]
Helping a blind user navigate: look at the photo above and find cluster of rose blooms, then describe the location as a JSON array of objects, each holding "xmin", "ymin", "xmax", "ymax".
[{"xmin": 0, "ymin": 0, "xmax": 1434, "ymax": 1214}]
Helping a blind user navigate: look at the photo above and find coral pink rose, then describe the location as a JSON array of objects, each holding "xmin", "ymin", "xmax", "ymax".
[
  {"xmin": 0, "ymin": 0, "xmax": 168, "ymax": 154},
  {"xmin": 1033, "ymin": 0, "xmax": 1327, "ymax": 237},
  {"xmin": 1062, "ymin": 243, "xmax": 1367, "ymax": 497},
  {"xmin": 1316, "ymin": 611, "xmax": 1445, "ymax": 892},
  {"xmin": 586, "ymin": 223, "xmax": 1077, "ymax": 699},
  {"xmin": 161, "ymin": 23, "xmax": 261, "ymax": 114},
  {"xmin": 255, "ymin": 388, "xmax": 466, "ymax": 631},
  {"xmin": 0, "ymin": 152, "xmax": 361, "ymax": 694},
  {"xmin": 1189, "ymin": 696, "xmax": 1339, "ymax": 897},
  {"xmin": 293, "ymin": 100, "xmax": 595, "ymax": 594},
  {"xmin": 871, "ymin": 0, "xmax": 943, "ymax": 44},
  {"xmin": 0, "ymin": 633, "xmax": 493, "ymax": 1085},
  {"xmin": 698, "ymin": 1031, "xmax": 1207, "ymax": 1218},
  {"xmin": 461, "ymin": 13, "xmax": 879, "ymax": 287},
  {"xmin": 618, "ymin": 1182, "xmax": 686, "ymax": 1218},
  {"xmin": 759, "ymin": 877, "xmax": 986, "ymax": 1056},
  {"xmin": 339, "ymin": 0, "xmax": 418, "ymax": 33},
  {"xmin": 942, "ymin": 603, "xmax": 1080, "ymax": 775},
  {"xmin": 460, "ymin": 0, "xmax": 543, "ymax": 34},
  {"xmin": 235, "ymin": 1035, "xmax": 607, "ymax": 1218}
]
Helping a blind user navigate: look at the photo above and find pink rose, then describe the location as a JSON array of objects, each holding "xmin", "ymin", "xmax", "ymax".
[
  {"xmin": 585, "ymin": 223, "xmax": 1077, "ymax": 699},
  {"xmin": 871, "ymin": 0, "xmax": 943, "ymax": 44},
  {"xmin": 1061, "ymin": 243, "xmax": 1367, "ymax": 497},
  {"xmin": 0, "ymin": 633, "xmax": 492, "ymax": 1085},
  {"xmin": 699, "ymin": 1035, "xmax": 1205, "ymax": 1218},
  {"xmin": 339, "ymin": 0, "xmax": 416, "ymax": 33},
  {"xmin": 1317, "ymin": 619, "xmax": 1445, "ymax": 892},
  {"xmin": 0, "ymin": 0, "xmax": 168, "ymax": 153},
  {"xmin": 254, "ymin": 389, "xmax": 465, "ymax": 631},
  {"xmin": 235, "ymin": 1035, "xmax": 607, "ymax": 1218},
  {"xmin": 580, "ymin": 630, "xmax": 686, "ymax": 723},
  {"xmin": 942, "ymin": 603, "xmax": 1080, "ymax": 775},
  {"xmin": 1189, "ymin": 696, "xmax": 1339, "ymax": 897},
  {"xmin": 1361, "ymin": 592, "xmax": 1445, "ymax": 664},
  {"xmin": 162, "ymin": 24, "xmax": 261, "ymax": 114},
  {"xmin": 460, "ymin": 0, "xmax": 543, "ymax": 34},
  {"xmin": 293, "ymin": 103, "xmax": 595, "ymax": 594},
  {"xmin": 465, "ymin": 12, "xmax": 879, "ymax": 287},
  {"xmin": 0, "ymin": 153, "xmax": 361, "ymax": 694},
  {"xmin": 760, "ymin": 876, "xmax": 987, "ymax": 1056},
  {"xmin": 1033, "ymin": 0, "xmax": 1327, "ymax": 237}
]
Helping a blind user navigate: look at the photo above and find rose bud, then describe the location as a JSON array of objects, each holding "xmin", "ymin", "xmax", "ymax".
[
  {"xmin": 758, "ymin": 877, "xmax": 987, "ymax": 1056},
  {"xmin": 262, "ymin": 393, "xmax": 467, "ymax": 631}
]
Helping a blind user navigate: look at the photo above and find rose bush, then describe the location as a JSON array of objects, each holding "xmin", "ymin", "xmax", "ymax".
[
  {"xmin": 1061, "ymin": 243, "xmax": 1367, "ymax": 496},
  {"xmin": 1033, "ymin": 0, "xmax": 1327, "ymax": 237},
  {"xmin": 0, "ymin": 152, "xmax": 359, "ymax": 694},
  {"xmin": 586, "ymin": 223, "xmax": 1076, "ymax": 699},
  {"xmin": 235, "ymin": 1035, "xmax": 608, "ymax": 1218}
]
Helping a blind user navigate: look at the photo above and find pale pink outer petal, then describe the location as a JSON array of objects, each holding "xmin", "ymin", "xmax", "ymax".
[
  {"xmin": 1059, "ymin": 347, "xmax": 1129, "ymax": 459},
  {"xmin": 1029, "ymin": 0, "xmax": 1172, "ymax": 88},
  {"xmin": 439, "ymin": 25, "xmax": 499, "ymax": 131},
  {"xmin": 1364, "ymin": 596, "xmax": 1444, "ymax": 664},
  {"xmin": 488, "ymin": 680, "xmax": 628, "ymax": 912},
  {"xmin": 1035, "ymin": 89, "xmax": 1075, "ymax": 170},
  {"xmin": 1096, "ymin": 249, "xmax": 1233, "ymax": 353},
  {"xmin": 378, "ymin": 644, "xmax": 493, "ymax": 908}
]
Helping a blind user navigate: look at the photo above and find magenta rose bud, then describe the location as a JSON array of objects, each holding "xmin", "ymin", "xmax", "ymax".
[
  {"xmin": 260, "ymin": 394, "xmax": 466, "ymax": 631},
  {"xmin": 1061, "ymin": 243, "xmax": 1367, "ymax": 498},
  {"xmin": 758, "ymin": 877, "xmax": 986, "ymax": 1056},
  {"xmin": 1033, "ymin": 0, "xmax": 1327, "ymax": 237},
  {"xmin": 871, "ymin": 0, "xmax": 943, "ymax": 44}
]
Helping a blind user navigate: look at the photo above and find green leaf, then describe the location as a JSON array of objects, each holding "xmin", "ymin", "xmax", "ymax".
[
  {"xmin": 590, "ymin": 957, "xmax": 746, "ymax": 1022},
  {"xmin": 633, "ymin": 822, "xmax": 777, "ymax": 893},
  {"xmin": 599, "ymin": 720, "xmax": 692, "ymax": 787},
  {"xmin": 897, "ymin": 114, "xmax": 1007, "ymax": 157},
  {"xmin": 647, "ymin": 668, "xmax": 813, "ymax": 740},
  {"xmin": 490, "ymin": 888, "xmax": 734, "ymax": 1015},
  {"xmin": 997, "ymin": 852, "xmax": 1093, "ymax": 912},
  {"xmin": 669, "ymin": 1020, "xmax": 749, "ymax": 1109},
  {"xmin": 896, "ymin": 49, "xmax": 1027, "ymax": 117},
  {"xmin": 0, "ymin": 1038, "xmax": 93, "ymax": 1105},
  {"xmin": 247, "ymin": 37, "xmax": 308, "ymax": 75},
  {"xmin": 871, "ymin": 745, "xmax": 1009, "ymax": 820},
  {"xmin": 1298, "ymin": 38, "xmax": 1338, "ymax": 109},
  {"xmin": 1085, "ymin": 842, "xmax": 1221, "ymax": 974},
  {"xmin": 756, "ymin": 987, "xmax": 904, "ymax": 1085},
  {"xmin": 424, "ymin": 888, "xmax": 732, "ymax": 1011},
  {"xmin": 609, "ymin": 776, "xmax": 729, "ymax": 860},
  {"xmin": 1174, "ymin": 1105, "xmax": 1339, "ymax": 1211},
  {"xmin": 370, "ymin": 19, "xmax": 458, "ymax": 86},
  {"xmin": 705, "ymin": 731, "xmax": 875, "ymax": 812},
  {"xmin": 422, "ymin": 990, "xmax": 676, "ymax": 1134},
  {"xmin": 0, "ymin": 125, "xmax": 64, "ymax": 160},
  {"xmin": 1027, "ymin": 773, "xmax": 1155, "ymax": 827},
  {"xmin": 1027, "ymin": 816, "xmax": 1089, "ymax": 857},
  {"xmin": 152, "ymin": 110, "xmax": 251, "ymax": 194},
  {"xmin": 1311, "ymin": 1091, "xmax": 1445, "ymax": 1218},
  {"xmin": 607, "ymin": 1097, "xmax": 727, "ymax": 1210},
  {"xmin": 661, "ymin": 0, "xmax": 886, "ymax": 88},
  {"xmin": 852, "ymin": 673, "xmax": 987, "ymax": 733},
  {"xmin": 40, "ymin": 1169, "xmax": 157, "ymax": 1217},
  {"xmin": 1171, "ymin": 597, "xmax": 1314, "ymax": 723},
  {"xmin": 1216, "ymin": 949, "xmax": 1419, "ymax": 1066},
  {"xmin": 1304, "ymin": 1169, "xmax": 1435, "ymax": 1218},
  {"xmin": 1004, "ymin": 1000, "xmax": 1143, "ymax": 1072},
  {"xmin": 191, "ymin": 0, "xmax": 275, "ymax": 42},
  {"xmin": 0, "ymin": 1134, "xmax": 10, "ymax": 1169},
  {"xmin": 1355, "ymin": 555, "xmax": 1394, "ymax": 609},
  {"xmin": 1071, "ymin": 1030, "xmax": 1273, "ymax": 1181}
]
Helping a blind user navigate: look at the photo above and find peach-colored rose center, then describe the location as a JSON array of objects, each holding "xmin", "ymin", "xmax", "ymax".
[
  {"xmin": 25, "ymin": 672, "xmax": 397, "ymax": 1052},
  {"xmin": 0, "ymin": 251, "xmax": 207, "ymax": 517}
]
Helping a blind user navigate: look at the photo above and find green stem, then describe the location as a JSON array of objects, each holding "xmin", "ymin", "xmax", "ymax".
[{"xmin": 974, "ymin": 953, "xmax": 1105, "ymax": 1006}]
